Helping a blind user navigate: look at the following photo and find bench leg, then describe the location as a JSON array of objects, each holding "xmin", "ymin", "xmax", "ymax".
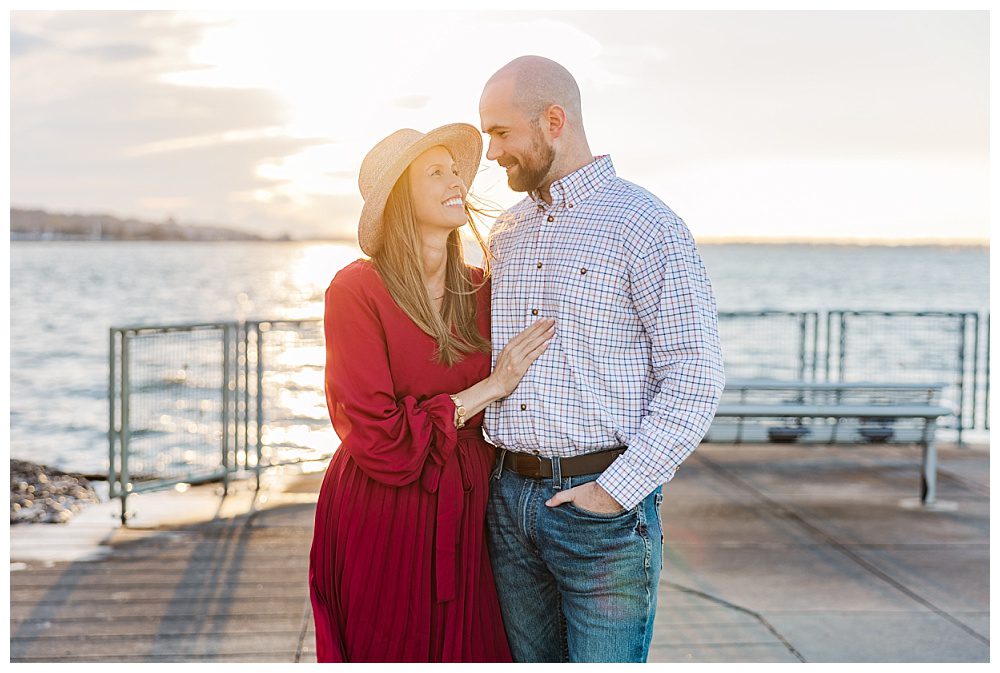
[{"xmin": 921, "ymin": 419, "xmax": 938, "ymax": 505}]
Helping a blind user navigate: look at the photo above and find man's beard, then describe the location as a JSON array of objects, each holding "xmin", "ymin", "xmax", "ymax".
[{"xmin": 502, "ymin": 131, "xmax": 556, "ymax": 193}]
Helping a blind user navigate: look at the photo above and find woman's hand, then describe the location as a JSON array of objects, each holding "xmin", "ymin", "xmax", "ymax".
[{"xmin": 489, "ymin": 318, "xmax": 556, "ymax": 398}]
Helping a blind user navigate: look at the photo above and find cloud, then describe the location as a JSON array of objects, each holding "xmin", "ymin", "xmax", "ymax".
[
  {"xmin": 10, "ymin": 29, "xmax": 49, "ymax": 58},
  {"xmin": 11, "ymin": 10, "xmax": 334, "ymax": 237},
  {"xmin": 9, "ymin": 10, "xmax": 989, "ymax": 242},
  {"xmin": 74, "ymin": 42, "xmax": 158, "ymax": 62}
]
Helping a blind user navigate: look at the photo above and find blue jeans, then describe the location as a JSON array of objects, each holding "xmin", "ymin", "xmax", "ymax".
[{"xmin": 485, "ymin": 455, "xmax": 664, "ymax": 662}]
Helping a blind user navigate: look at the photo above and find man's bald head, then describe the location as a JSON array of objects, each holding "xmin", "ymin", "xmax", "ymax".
[
  {"xmin": 483, "ymin": 55, "xmax": 583, "ymax": 126},
  {"xmin": 480, "ymin": 56, "xmax": 593, "ymax": 196}
]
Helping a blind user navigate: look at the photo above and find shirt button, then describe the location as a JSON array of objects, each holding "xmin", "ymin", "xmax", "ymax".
[
  {"xmin": 580, "ymin": 268, "xmax": 587, "ymax": 275},
  {"xmin": 531, "ymin": 308, "xmax": 539, "ymax": 316},
  {"xmin": 547, "ymin": 215, "xmax": 555, "ymax": 222},
  {"xmin": 520, "ymin": 404, "xmax": 527, "ymax": 411},
  {"xmin": 537, "ymin": 261, "xmax": 543, "ymax": 269}
]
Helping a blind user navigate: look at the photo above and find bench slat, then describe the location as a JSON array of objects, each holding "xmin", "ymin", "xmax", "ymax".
[
  {"xmin": 715, "ymin": 404, "xmax": 953, "ymax": 418},
  {"xmin": 725, "ymin": 379, "xmax": 946, "ymax": 391}
]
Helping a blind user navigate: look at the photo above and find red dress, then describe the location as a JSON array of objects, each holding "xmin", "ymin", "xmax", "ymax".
[{"xmin": 308, "ymin": 259, "xmax": 512, "ymax": 663}]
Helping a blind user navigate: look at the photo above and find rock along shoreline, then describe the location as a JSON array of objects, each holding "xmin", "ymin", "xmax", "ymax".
[{"xmin": 11, "ymin": 459, "xmax": 102, "ymax": 524}]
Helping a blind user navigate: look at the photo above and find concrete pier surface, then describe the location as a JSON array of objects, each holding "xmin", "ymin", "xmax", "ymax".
[{"xmin": 10, "ymin": 441, "xmax": 989, "ymax": 663}]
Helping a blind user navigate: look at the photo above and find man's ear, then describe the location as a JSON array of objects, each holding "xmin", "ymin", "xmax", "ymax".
[{"xmin": 545, "ymin": 104, "xmax": 567, "ymax": 139}]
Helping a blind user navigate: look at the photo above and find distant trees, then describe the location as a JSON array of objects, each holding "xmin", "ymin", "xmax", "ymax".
[{"xmin": 10, "ymin": 208, "xmax": 267, "ymax": 241}]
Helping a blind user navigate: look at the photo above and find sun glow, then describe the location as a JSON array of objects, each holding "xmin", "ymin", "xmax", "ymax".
[
  {"xmin": 38, "ymin": 10, "xmax": 979, "ymax": 244},
  {"xmin": 155, "ymin": 12, "xmax": 614, "ymax": 225}
]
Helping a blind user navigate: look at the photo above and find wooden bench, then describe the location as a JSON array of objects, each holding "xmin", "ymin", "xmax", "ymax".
[{"xmin": 709, "ymin": 380, "xmax": 955, "ymax": 505}]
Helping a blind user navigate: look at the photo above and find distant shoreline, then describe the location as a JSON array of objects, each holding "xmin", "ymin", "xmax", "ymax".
[{"xmin": 11, "ymin": 207, "xmax": 987, "ymax": 247}]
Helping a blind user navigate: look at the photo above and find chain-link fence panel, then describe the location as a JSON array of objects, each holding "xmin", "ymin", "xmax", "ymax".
[
  {"xmin": 718, "ymin": 311, "xmax": 819, "ymax": 381},
  {"xmin": 246, "ymin": 319, "xmax": 337, "ymax": 475},
  {"xmin": 109, "ymin": 323, "xmax": 239, "ymax": 519},
  {"xmin": 826, "ymin": 311, "xmax": 981, "ymax": 439}
]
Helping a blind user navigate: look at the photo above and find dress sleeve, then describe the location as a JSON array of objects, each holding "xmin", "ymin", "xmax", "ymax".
[{"xmin": 323, "ymin": 275, "xmax": 458, "ymax": 489}]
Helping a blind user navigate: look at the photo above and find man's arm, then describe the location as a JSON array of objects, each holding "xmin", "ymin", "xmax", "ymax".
[{"xmin": 593, "ymin": 214, "xmax": 726, "ymax": 510}]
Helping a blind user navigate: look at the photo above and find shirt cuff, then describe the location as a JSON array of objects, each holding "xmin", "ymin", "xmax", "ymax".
[{"xmin": 597, "ymin": 452, "xmax": 676, "ymax": 510}]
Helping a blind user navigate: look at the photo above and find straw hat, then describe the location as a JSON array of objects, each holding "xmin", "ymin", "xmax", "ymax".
[{"xmin": 357, "ymin": 123, "xmax": 483, "ymax": 256}]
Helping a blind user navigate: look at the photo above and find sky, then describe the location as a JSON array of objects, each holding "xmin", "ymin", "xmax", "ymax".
[{"xmin": 9, "ymin": 10, "xmax": 990, "ymax": 243}]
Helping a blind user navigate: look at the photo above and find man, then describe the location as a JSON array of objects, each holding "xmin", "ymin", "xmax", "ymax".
[{"xmin": 480, "ymin": 55, "xmax": 725, "ymax": 663}]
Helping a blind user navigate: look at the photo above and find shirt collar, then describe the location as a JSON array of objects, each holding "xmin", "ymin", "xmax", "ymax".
[{"xmin": 529, "ymin": 154, "xmax": 616, "ymax": 209}]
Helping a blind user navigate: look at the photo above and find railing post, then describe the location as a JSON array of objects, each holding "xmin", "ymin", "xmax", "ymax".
[
  {"xmin": 985, "ymin": 315, "xmax": 990, "ymax": 431},
  {"xmin": 232, "ymin": 323, "xmax": 241, "ymax": 474},
  {"xmin": 120, "ymin": 330, "xmax": 131, "ymax": 526},
  {"xmin": 811, "ymin": 312, "xmax": 820, "ymax": 382},
  {"xmin": 837, "ymin": 312, "xmax": 847, "ymax": 382},
  {"xmin": 956, "ymin": 315, "xmax": 967, "ymax": 446},
  {"xmin": 797, "ymin": 313, "xmax": 806, "ymax": 380},
  {"xmin": 256, "ymin": 323, "xmax": 265, "ymax": 492},
  {"xmin": 824, "ymin": 311, "xmax": 833, "ymax": 382},
  {"xmin": 243, "ymin": 322, "xmax": 250, "ymax": 471},
  {"xmin": 222, "ymin": 324, "xmax": 231, "ymax": 496},
  {"xmin": 108, "ymin": 329, "xmax": 117, "ymax": 499},
  {"xmin": 968, "ymin": 312, "xmax": 979, "ymax": 434}
]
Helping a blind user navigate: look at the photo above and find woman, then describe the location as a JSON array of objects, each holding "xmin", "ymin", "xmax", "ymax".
[{"xmin": 308, "ymin": 123, "xmax": 554, "ymax": 662}]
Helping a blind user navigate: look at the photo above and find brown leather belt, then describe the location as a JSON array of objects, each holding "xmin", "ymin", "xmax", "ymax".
[{"xmin": 500, "ymin": 447, "xmax": 626, "ymax": 479}]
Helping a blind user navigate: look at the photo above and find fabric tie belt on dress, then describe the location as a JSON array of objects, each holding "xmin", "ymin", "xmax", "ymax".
[{"xmin": 422, "ymin": 424, "xmax": 484, "ymax": 604}]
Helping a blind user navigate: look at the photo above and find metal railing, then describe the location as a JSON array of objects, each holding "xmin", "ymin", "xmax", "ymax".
[
  {"xmin": 109, "ymin": 323, "xmax": 241, "ymax": 523},
  {"xmin": 109, "ymin": 319, "xmax": 331, "ymax": 523},
  {"xmin": 718, "ymin": 311, "xmax": 820, "ymax": 381},
  {"xmin": 824, "ymin": 311, "xmax": 983, "ymax": 443},
  {"xmin": 110, "ymin": 310, "xmax": 989, "ymax": 521},
  {"xmin": 717, "ymin": 310, "xmax": 989, "ymax": 442},
  {"xmin": 984, "ymin": 315, "xmax": 990, "ymax": 431},
  {"xmin": 244, "ymin": 319, "xmax": 331, "ymax": 488}
]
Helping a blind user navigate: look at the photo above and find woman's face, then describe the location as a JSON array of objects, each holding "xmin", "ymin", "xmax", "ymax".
[{"xmin": 407, "ymin": 145, "xmax": 468, "ymax": 235}]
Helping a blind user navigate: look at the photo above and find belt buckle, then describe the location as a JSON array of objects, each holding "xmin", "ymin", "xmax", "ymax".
[{"xmin": 514, "ymin": 453, "xmax": 543, "ymax": 477}]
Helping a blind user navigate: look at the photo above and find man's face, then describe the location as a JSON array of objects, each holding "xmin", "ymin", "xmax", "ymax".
[{"xmin": 479, "ymin": 79, "xmax": 556, "ymax": 193}]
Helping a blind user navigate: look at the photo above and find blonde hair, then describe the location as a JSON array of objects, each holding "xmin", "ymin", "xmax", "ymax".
[{"xmin": 372, "ymin": 166, "xmax": 492, "ymax": 366}]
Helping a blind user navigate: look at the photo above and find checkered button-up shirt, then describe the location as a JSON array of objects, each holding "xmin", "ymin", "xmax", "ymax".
[{"xmin": 484, "ymin": 155, "xmax": 725, "ymax": 509}]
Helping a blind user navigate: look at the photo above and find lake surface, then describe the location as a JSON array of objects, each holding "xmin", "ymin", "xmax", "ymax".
[{"xmin": 10, "ymin": 241, "xmax": 989, "ymax": 473}]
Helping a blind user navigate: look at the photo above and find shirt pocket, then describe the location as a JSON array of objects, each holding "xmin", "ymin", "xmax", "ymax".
[
  {"xmin": 546, "ymin": 252, "xmax": 630, "ymax": 329},
  {"xmin": 545, "ymin": 251, "xmax": 646, "ymax": 403}
]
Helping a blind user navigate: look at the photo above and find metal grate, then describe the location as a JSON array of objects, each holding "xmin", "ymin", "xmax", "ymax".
[
  {"xmin": 246, "ymin": 319, "xmax": 336, "ymax": 479},
  {"xmin": 109, "ymin": 323, "xmax": 239, "ymax": 515},
  {"xmin": 825, "ymin": 311, "xmax": 981, "ymax": 440},
  {"xmin": 718, "ymin": 311, "xmax": 819, "ymax": 381}
]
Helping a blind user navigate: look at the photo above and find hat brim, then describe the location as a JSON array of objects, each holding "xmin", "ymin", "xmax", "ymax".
[{"xmin": 358, "ymin": 123, "xmax": 483, "ymax": 256}]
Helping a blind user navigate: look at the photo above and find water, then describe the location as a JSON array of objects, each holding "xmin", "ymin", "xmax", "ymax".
[{"xmin": 10, "ymin": 241, "xmax": 989, "ymax": 474}]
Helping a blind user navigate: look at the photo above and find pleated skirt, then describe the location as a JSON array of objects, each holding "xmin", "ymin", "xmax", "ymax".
[{"xmin": 308, "ymin": 436, "xmax": 512, "ymax": 662}]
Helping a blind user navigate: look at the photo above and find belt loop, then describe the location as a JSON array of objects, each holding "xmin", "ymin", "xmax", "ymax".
[
  {"xmin": 491, "ymin": 448, "xmax": 507, "ymax": 481},
  {"xmin": 551, "ymin": 456, "xmax": 562, "ymax": 490}
]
